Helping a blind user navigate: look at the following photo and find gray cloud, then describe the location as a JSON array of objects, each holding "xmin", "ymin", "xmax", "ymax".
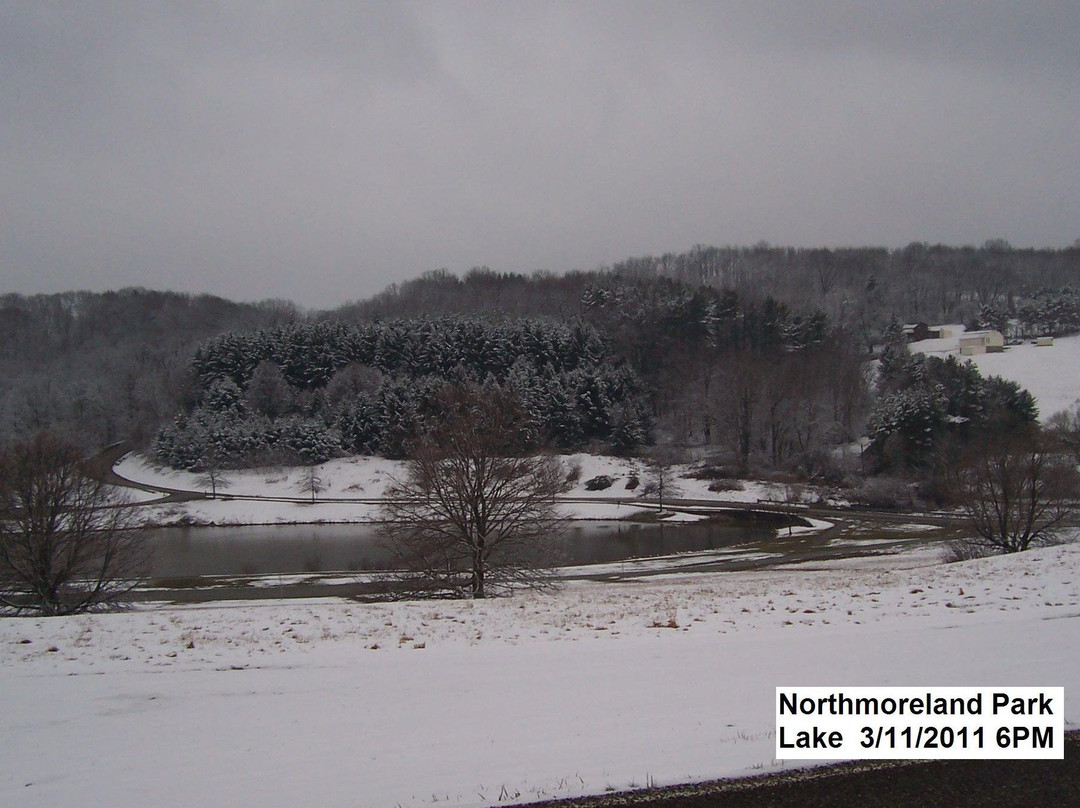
[{"xmin": 2, "ymin": 1, "xmax": 1077, "ymax": 308}]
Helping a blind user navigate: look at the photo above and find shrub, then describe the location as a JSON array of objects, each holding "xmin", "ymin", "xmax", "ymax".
[
  {"xmin": 708, "ymin": 479, "xmax": 744, "ymax": 492},
  {"xmin": 850, "ymin": 477, "xmax": 914, "ymax": 510},
  {"xmin": 788, "ymin": 450, "xmax": 847, "ymax": 485},
  {"xmin": 584, "ymin": 475, "xmax": 614, "ymax": 491},
  {"xmin": 942, "ymin": 540, "xmax": 993, "ymax": 563},
  {"xmin": 684, "ymin": 464, "xmax": 732, "ymax": 481}
]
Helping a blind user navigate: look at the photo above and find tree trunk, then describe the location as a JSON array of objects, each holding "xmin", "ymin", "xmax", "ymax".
[
  {"xmin": 471, "ymin": 541, "xmax": 486, "ymax": 598},
  {"xmin": 738, "ymin": 388, "xmax": 752, "ymax": 473}
]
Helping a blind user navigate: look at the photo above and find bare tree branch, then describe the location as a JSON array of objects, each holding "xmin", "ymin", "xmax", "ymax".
[
  {"xmin": 953, "ymin": 432, "xmax": 1079, "ymax": 555},
  {"xmin": 378, "ymin": 385, "xmax": 568, "ymax": 599},
  {"xmin": 1, "ymin": 434, "xmax": 149, "ymax": 615}
]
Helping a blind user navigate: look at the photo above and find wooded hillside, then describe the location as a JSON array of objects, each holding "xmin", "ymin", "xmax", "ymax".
[{"xmin": 3, "ymin": 241, "xmax": 1076, "ymax": 478}]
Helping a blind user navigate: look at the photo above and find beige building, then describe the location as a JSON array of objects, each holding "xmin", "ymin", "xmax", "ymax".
[{"xmin": 959, "ymin": 330, "xmax": 1005, "ymax": 355}]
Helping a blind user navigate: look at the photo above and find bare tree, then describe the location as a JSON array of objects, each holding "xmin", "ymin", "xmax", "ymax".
[
  {"xmin": 379, "ymin": 385, "xmax": 568, "ymax": 599},
  {"xmin": 298, "ymin": 466, "xmax": 326, "ymax": 503},
  {"xmin": 714, "ymin": 350, "xmax": 763, "ymax": 474},
  {"xmin": 953, "ymin": 432, "xmax": 1079, "ymax": 555},
  {"xmin": 244, "ymin": 360, "xmax": 293, "ymax": 418},
  {"xmin": 196, "ymin": 447, "xmax": 229, "ymax": 498},
  {"xmin": 1047, "ymin": 401, "xmax": 1080, "ymax": 465},
  {"xmin": 0, "ymin": 434, "xmax": 147, "ymax": 615},
  {"xmin": 644, "ymin": 447, "xmax": 683, "ymax": 514},
  {"xmin": 196, "ymin": 465, "xmax": 229, "ymax": 498}
]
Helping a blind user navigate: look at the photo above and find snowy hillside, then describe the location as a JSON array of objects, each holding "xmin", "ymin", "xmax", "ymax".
[
  {"xmin": 114, "ymin": 452, "xmax": 796, "ymax": 527},
  {"xmin": 911, "ymin": 327, "xmax": 1080, "ymax": 420}
]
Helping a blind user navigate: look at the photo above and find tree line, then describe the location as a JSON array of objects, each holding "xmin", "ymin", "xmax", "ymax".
[
  {"xmin": 153, "ymin": 318, "xmax": 652, "ymax": 469},
  {"xmin": 3, "ymin": 242, "xmax": 1076, "ymax": 475},
  {"xmin": 615, "ymin": 241, "xmax": 1079, "ymax": 347},
  {"xmin": 151, "ymin": 270, "xmax": 882, "ymax": 474}
]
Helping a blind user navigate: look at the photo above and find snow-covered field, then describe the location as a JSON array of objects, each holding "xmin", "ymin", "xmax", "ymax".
[
  {"xmin": 911, "ymin": 327, "xmax": 1080, "ymax": 420},
  {"xmin": 3, "ymin": 541, "xmax": 1078, "ymax": 807},
  {"xmin": 115, "ymin": 452, "xmax": 794, "ymax": 527}
]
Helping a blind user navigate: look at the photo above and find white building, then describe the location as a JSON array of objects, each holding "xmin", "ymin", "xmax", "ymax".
[{"xmin": 959, "ymin": 330, "xmax": 1005, "ymax": 355}]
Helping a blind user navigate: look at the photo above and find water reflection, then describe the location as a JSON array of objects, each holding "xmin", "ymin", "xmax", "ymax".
[{"xmin": 144, "ymin": 519, "xmax": 776, "ymax": 578}]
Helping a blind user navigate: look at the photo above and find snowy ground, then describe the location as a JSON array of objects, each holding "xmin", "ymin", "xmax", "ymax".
[
  {"xmin": 910, "ymin": 326, "xmax": 1080, "ymax": 420},
  {"xmin": 115, "ymin": 452, "xmax": 797, "ymax": 527},
  {"xmin": 3, "ymin": 541, "xmax": 1078, "ymax": 808}
]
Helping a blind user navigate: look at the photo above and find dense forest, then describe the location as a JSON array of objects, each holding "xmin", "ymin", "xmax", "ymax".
[
  {"xmin": 617, "ymin": 241, "xmax": 1080, "ymax": 349},
  {"xmin": 2, "ymin": 241, "xmax": 1077, "ymax": 484},
  {"xmin": 154, "ymin": 318, "xmax": 651, "ymax": 467},
  {"xmin": 0, "ymin": 290, "xmax": 297, "ymax": 449},
  {"xmin": 351, "ymin": 242, "xmax": 1080, "ymax": 344}
]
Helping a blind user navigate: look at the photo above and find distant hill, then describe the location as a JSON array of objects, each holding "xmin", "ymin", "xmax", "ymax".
[
  {"xmin": 6, "ymin": 240, "xmax": 1076, "ymax": 457},
  {"xmin": 0, "ymin": 289, "xmax": 294, "ymax": 449}
]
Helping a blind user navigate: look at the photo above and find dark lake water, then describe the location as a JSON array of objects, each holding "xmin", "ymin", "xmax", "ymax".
[{"xmin": 143, "ymin": 519, "xmax": 777, "ymax": 578}]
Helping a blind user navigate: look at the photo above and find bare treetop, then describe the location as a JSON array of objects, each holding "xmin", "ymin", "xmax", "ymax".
[
  {"xmin": 379, "ymin": 385, "xmax": 568, "ymax": 599},
  {"xmin": 0, "ymin": 434, "xmax": 148, "ymax": 615},
  {"xmin": 954, "ymin": 432, "xmax": 1079, "ymax": 555}
]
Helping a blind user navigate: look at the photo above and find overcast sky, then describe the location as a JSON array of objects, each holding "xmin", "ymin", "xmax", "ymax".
[{"xmin": 3, "ymin": 2, "xmax": 1078, "ymax": 309}]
